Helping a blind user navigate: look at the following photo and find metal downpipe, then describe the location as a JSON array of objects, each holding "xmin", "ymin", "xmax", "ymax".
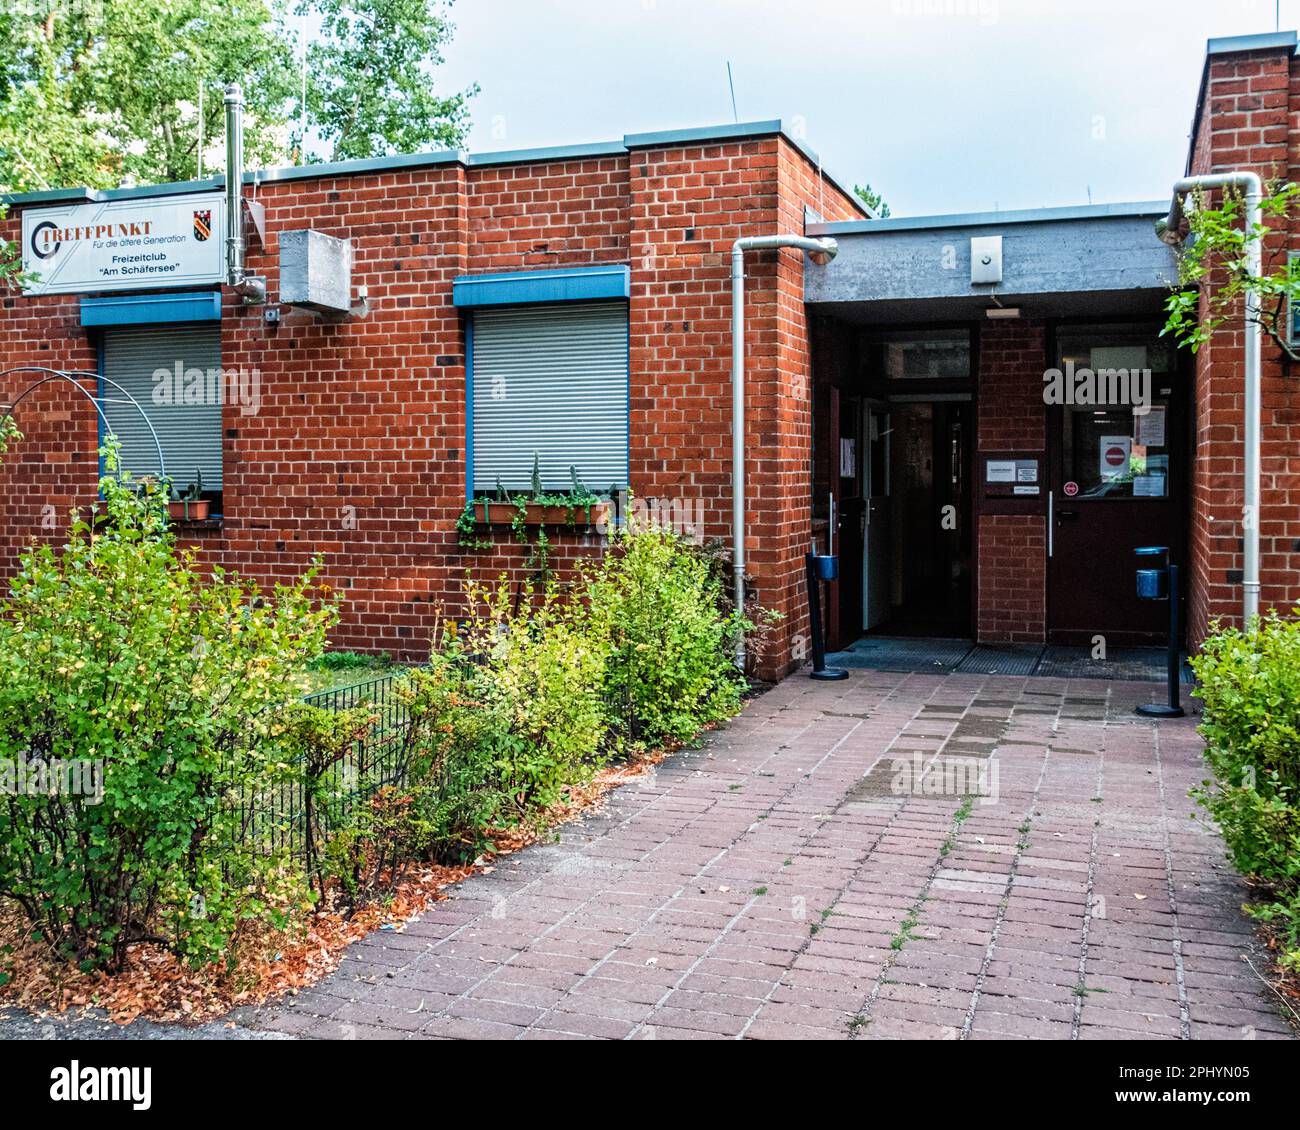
[
  {"xmin": 1159, "ymin": 172, "xmax": 1262, "ymax": 626},
  {"xmin": 730, "ymin": 234, "xmax": 838, "ymax": 668}
]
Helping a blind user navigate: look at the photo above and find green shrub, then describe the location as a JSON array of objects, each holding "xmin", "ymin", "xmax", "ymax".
[
  {"xmin": 585, "ymin": 523, "xmax": 748, "ymax": 747},
  {"xmin": 484, "ymin": 583, "xmax": 610, "ymax": 805},
  {"xmin": 1192, "ymin": 613, "xmax": 1300, "ymax": 970},
  {"xmin": 392, "ymin": 638, "xmax": 512, "ymax": 864},
  {"xmin": 452, "ymin": 581, "xmax": 610, "ymax": 809},
  {"xmin": 0, "ymin": 461, "xmax": 336, "ymax": 969}
]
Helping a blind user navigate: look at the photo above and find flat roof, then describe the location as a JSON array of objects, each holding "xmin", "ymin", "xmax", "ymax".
[
  {"xmin": 808, "ymin": 200, "xmax": 1168, "ymax": 237},
  {"xmin": 2, "ymin": 119, "xmax": 871, "ymax": 217},
  {"xmin": 1206, "ymin": 30, "xmax": 1298, "ymax": 56}
]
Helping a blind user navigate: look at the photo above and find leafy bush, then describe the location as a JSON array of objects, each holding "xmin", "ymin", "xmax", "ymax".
[
  {"xmin": 392, "ymin": 639, "xmax": 512, "ymax": 864},
  {"xmin": 585, "ymin": 523, "xmax": 748, "ymax": 746},
  {"xmin": 423, "ymin": 582, "xmax": 611, "ymax": 811},
  {"xmin": 473, "ymin": 581, "xmax": 610, "ymax": 806},
  {"xmin": 1192, "ymin": 613, "xmax": 1300, "ymax": 970},
  {"xmin": 278, "ymin": 702, "xmax": 381, "ymax": 903},
  {"xmin": 0, "ymin": 463, "xmax": 336, "ymax": 969}
]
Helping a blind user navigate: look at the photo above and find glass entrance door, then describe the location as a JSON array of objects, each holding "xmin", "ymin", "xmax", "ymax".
[
  {"xmin": 863, "ymin": 403, "xmax": 891, "ymax": 631},
  {"xmin": 1046, "ymin": 324, "xmax": 1186, "ymax": 644}
]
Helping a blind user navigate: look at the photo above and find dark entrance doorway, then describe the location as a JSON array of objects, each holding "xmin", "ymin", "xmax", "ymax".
[
  {"xmin": 833, "ymin": 329, "xmax": 975, "ymax": 643},
  {"xmin": 1046, "ymin": 323, "xmax": 1188, "ymax": 645},
  {"xmin": 871, "ymin": 399, "xmax": 972, "ymax": 635}
]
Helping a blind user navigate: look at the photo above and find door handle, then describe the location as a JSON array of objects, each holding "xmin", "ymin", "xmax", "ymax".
[{"xmin": 1055, "ymin": 510, "xmax": 1080, "ymax": 522}]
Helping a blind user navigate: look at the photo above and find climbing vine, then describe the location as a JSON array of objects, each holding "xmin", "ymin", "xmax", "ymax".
[
  {"xmin": 1163, "ymin": 180, "xmax": 1300, "ymax": 363},
  {"xmin": 456, "ymin": 456, "xmax": 615, "ymax": 577}
]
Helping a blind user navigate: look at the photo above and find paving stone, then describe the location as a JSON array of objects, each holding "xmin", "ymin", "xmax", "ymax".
[{"xmin": 218, "ymin": 671, "xmax": 1292, "ymax": 1042}]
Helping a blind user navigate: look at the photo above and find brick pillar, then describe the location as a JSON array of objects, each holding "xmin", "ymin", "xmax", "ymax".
[
  {"xmin": 975, "ymin": 320, "xmax": 1047, "ymax": 643},
  {"xmin": 0, "ymin": 238, "xmax": 99, "ymax": 574},
  {"xmin": 1187, "ymin": 43, "xmax": 1300, "ymax": 641}
]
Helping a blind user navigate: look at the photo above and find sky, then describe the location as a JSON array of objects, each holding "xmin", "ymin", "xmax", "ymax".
[{"xmin": 426, "ymin": 0, "xmax": 1298, "ymax": 217}]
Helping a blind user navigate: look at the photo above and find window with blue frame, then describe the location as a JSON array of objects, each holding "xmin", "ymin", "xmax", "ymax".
[
  {"xmin": 99, "ymin": 323, "xmax": 223, "ymax": 510},
  {"xmin": 458, "ymin": 267, "xmax": 631, "ymax": 498},
  {"xmin": 84, "ymin": 291, "xmax": 224, "ymax": 513}
]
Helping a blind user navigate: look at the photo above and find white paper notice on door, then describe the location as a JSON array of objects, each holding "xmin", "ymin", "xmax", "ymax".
[
  {"xmin": 1099, "ymin": 435, "xmax": 1131, "ymax": 480},
  {"xmin": 1135, "ymin": 405, "xmax": 1166, "ymax": 447},
  {"xmin": 1133, "ymin": 474, "xmax": 1167, "ymax": 497}
]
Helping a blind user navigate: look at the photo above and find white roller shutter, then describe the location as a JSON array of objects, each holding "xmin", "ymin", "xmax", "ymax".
[
  {"xmin": 101, "ymin": 324, "xmax": 222, "ymax": 492},
  {"xmin": 471, "ymin": 302, "xmax": 628, "ymax": 494}
]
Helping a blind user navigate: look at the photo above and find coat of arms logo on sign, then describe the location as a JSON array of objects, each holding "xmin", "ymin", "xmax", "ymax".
[{"xmin": 193, "ymin": 210, "xmax": 212, "ymax": 242}]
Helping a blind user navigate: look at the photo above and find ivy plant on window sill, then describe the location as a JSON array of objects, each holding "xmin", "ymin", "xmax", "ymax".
[
  {"xmin": 455, "ymin": 460, "xmax": 619, "ymax": 566},
  {"xmin": 472, "ymin": 497, "xmax": 612, "ymax": 527},
  {"xmin": 168, "ymin": 515, "xmax": 224, "ymax": 532}
]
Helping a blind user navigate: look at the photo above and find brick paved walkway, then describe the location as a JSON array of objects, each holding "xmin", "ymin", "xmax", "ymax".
[{"xmin": 234, "ymin": 671, "xmax": 1295, "ymax": 1041}]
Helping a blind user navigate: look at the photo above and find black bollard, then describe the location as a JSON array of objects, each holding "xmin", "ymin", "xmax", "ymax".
[
  {"xmin": 1136, "ymin": 560, "xmax": 1184, "ymax": 718},
  {"xmin": 806, "ymin": 552, "xmax": 849, "ymax": 682}
]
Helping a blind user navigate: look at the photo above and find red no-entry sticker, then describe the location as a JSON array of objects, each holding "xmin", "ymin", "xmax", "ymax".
[
  {"xmin": 1104, "ymin": 445, "xmax": 1127, "ymax": 467},
  {"xmin": 1063, "ymin": 481, "xmax": 1079, "ymax": 497}
]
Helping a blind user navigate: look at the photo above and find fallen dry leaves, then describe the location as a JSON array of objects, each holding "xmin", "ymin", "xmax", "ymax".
[{"xmin": 0, "ymin": 743, "xmax": 671, "ymax": 1026}]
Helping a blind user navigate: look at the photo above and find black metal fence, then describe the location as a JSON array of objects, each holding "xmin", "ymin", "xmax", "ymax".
[
  {"xmin": 230, "ymin": 665, "xmax": 639, "ymax": 871},
  {"xmin": 302, "ymin": 671, "xmax": 410, "ymax": 784},
  {"xmin": 227, "ymin": 670, "xmax": 410, "ymax": 867}
]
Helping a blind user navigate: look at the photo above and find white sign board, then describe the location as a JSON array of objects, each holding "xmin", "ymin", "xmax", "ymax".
[
  {"xmin": 21, "ymin": 192, "xmax": 226, "ymax": 295},
  {"xmin": 1099, "ymin": 435, "xmax": 1131, "ymax": 480}
]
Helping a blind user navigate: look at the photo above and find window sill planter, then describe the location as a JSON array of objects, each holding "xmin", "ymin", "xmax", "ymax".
[
  {"xmin": 169, "ymin": 517, "xmax": 224, "ymax": 533},
  {"xmin": 168, "ymin": 499, "xmax": 211, "ymax": 521},
  {"xmin": 474, "ymin": 499, "xmax": 611, "ymax": 529}
]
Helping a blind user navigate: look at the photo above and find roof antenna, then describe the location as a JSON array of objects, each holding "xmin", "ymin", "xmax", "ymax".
[{"xmin": 726, "ymin": 61, "xmax": 739, "ymax": 123}]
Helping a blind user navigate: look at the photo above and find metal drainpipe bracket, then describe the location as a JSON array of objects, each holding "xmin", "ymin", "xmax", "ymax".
[{"xmin": 237, "ymin": 275, "xmax": 268, "ymax": 305}]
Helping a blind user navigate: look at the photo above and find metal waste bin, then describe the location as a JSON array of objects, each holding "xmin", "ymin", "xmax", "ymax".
[{"xmin": 1134, "ymin": 546, "xmax": 1184, "ymax": 718}]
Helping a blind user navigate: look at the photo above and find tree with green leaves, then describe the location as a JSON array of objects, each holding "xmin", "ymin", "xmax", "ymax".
[
  {"xmin": 1162, "ymin": 181, "xmax": 1300, "ymax": 363},
  {"xmin": 301, "ymin": 0, "xmax": 476, "ymax": 162},
  {"xmin": 0, "ymin": 0, "xmax": 475, "ymax": 193},
  {"xmin": 854, "ymin": 182, "xmax": 891, "ymax": 219},
  {"xmin": 0, "ymin": 0, "xmax": 299, "ymax": 192},
  {"xmin": 0, "ymin": 207, "xmax": 24, "ymax": 292}
]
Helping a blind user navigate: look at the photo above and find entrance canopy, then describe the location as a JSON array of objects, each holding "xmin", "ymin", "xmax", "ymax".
[
  {"xmin": 804, "ymin": 201, "xmax": 1178, "ymax": 323},
  {"xmin": 804, "ymin": 200, "xmax": 1190, "ymax": 652}
]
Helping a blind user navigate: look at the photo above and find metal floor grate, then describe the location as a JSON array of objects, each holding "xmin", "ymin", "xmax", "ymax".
[
  {"xmin": 821, "ymin": 637, "xmax": 1192, "ymax": 683},
  {"xmin": 953, "ymin": 644, "xmax": 1043, "ymax": 676},
  {"xmin": 1035, "ymin": 645, "xmax": 1193, "ymax": 683},
  {"xmin": 827, "ymin": 636, "xmax": 973, "ymax": 672}
]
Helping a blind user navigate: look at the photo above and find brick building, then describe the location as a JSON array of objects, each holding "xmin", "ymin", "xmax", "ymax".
[{"xmin": 2, "ymin": 31, "xmax": 1299, "ymax": 680}]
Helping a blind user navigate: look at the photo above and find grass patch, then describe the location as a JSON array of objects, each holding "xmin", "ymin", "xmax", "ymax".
[{"xmin": 302, "ymin": 652, "xmax": 401, "ymax": 695}]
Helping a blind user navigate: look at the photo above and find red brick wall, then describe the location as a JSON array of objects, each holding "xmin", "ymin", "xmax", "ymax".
[
  {"xmin": 1187, "ymin": 45, "xmax": 1300, "ymax": 641},
  {"xmin": 769, "ymin": 142, "xmax": 862, "ymax": 670},
  {"xmin": 977, "ymin": 514, "xmax": 1047, "ymax": 643},
  {"xmin": 0, "ymin": 277, "xmax": 98, "ymax": 564},
  {"xmin": 468, "ymin": 156, "xmax": 630, "ymax": 269},
  {"xmin": 975, "ymin": 320, "xmax": 1047, "ymax": 642},
  {"xmin": 0, "ymin": 133, "xmax": 862, "ymax": 680}
]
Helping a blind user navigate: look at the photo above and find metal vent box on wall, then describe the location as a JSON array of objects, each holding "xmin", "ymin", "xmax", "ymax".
[
  {"xmin": 279, "ymin": 229, "xmax": 352, "ymax": 313},
  {"xmin": 970, "ymin": 235, "xmax": 1003, "ymax": 285}
]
